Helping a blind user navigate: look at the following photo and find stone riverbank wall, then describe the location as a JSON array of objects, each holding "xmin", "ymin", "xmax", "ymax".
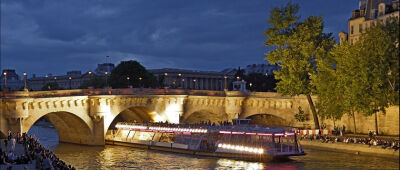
[{"xmin": 300, "ymin": 105, "xmax": 399, "ymax": 136}]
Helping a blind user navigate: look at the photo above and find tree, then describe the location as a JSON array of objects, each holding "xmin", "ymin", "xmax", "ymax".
[
  {"xmin": 243, "ymin": 73, "xmax": 277, "ymax": 92},
  {"xmin": 264, "ymin": 3, "xmax": 335, "ymax": 129},
  {"xmin": 41, "ymin": 82, "xmax": 63, "ymax": 91},
  {"xmin": 352, "ymin": 18, "xmax": 399, "ymax": 134},
  {"xmin": 314, "ymin": 17, "xmax": 399, "ymax": 134},
  {"xmin": 109, "ymin": 60, "xmax": 159, "ymax": 89},
  {"xmin": 313, "ymin": 42, "xmax": 356, "ymax": 133}
]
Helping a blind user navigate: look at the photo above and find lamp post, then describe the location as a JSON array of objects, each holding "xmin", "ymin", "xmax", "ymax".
[
  {"xmin": 23, "ymin": 72, "xmax": 28, "ymax": 90},
  {"xmin": 139, "ymin": 77, "xmax": 142, "ymax": 88},
  {"xmin": 3, "ymin": 72, "xmax": 7, "ymax": 90},
  {"xmin": 193, "ymin": 79, "xmax": 197, "ymax": 89},
  {"xmin": 182, "ymin": 78, "xmax": 185, "ymax": 89},
  {"xmin": 178, "ymin": 73, "xmax": 182, "ymax": 88},
  {"xmin": 164, "ymin": 73, "xmax": 168, "ymax": 88},
  {"xmin": 224, "ymin": 76, "xmax": 227, "ymax": 91},
  {"xmin": 126, "ymin": 76, "xmax": 130, "ymax": 88},
  {"xmin": 68, "ymin": 77, "xmax": 72, "ymax": 89},
  {"xmin": 249, "ymin": 82, "xmax": 252, "ymax": 92},
  {"xmin": 88, "ymin": 71, "xmax": 92, "ymax": 80},
  {"xmin": 105, "ymin": 72, "xmax": 108, "ymax": 88}
]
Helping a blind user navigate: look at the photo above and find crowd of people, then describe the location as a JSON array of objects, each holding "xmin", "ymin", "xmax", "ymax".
[
  {"xmin": 299, "ymin": 132, "xmax": 400, "ymax": 151},
  {"xmin": 0, "ymin": 131, "xmax": 75, "ymax": 170}
]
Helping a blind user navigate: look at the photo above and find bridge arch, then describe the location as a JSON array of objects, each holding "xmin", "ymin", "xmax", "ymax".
[
  {"xmin": 241, "ymin": 113, "xmax": 289, "ymax": 126},
  {"xmin": 24, "ymin": 111, "xmax": 94, "ymax": 145},
  {"xmin": 182, "ymin": 110, "xmax": 228, "ymax": 124},
  {"xmin": 106, "ymin": 106, "xmax": 164, "ymax": 131}
]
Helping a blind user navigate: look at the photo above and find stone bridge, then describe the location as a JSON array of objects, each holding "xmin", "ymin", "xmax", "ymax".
[
  {"xmin": 1, "ymin": 88, "xmax": 397, "ymax": 145},
  {"xmin": 0, "ymin": 89, "xmax": 311, "ymax": 145}
]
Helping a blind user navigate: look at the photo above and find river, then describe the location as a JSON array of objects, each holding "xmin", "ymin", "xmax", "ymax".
[{"xmin": 28, "ymin": 125, "xmax": 399, "ymax": 170}]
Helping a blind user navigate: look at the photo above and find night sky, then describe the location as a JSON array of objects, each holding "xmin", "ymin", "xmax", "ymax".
[{"xmin": 1, "ymin": 0, "xmax": 358, "ymax": 76}]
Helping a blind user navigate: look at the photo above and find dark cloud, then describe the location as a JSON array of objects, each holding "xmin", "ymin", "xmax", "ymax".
[{"xmin": 1, "ymin": 0, "xmax": 358, "ymax": 76}]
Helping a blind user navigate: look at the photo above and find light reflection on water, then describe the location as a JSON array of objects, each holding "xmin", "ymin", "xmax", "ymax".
[{"xmin": 28, "ymin": 125, "xmax": 399, "ymax": 170}]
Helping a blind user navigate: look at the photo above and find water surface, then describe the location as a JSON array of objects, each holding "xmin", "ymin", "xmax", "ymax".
[{"xmin": 28, "ymin": 125, "xmax": 399, "ymax": 169}]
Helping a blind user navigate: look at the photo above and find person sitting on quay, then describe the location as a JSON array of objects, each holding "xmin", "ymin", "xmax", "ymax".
[
  {"xmin": 299, "ymin": 133, "xmax": 399, "ymax": 151},
  {"xmin": 0, "ymin": 131, "xmax": 76, "ymax": 169}
]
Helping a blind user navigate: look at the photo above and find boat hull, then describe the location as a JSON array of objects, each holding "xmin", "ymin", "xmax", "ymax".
[{"xmin": 105, "ymin": 140, "xmax": 305, "ymax": 162}]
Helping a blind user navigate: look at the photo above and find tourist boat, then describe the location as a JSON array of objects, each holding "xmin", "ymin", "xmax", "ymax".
[{"xmin": 105, "ymin": 119, "xmax": 305, "ymax": 161}]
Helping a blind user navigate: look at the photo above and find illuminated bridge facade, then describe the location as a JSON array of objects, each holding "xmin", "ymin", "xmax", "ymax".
[{"xmin": 0, "ymin": 89, "xmax": 316, "ymax": 145}]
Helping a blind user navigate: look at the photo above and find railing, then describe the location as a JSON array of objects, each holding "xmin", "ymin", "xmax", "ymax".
[
  {"xmin": 0, "ymin": 88, "xmax": 227, "ymax": 98},
  {"xmin": 0, "ymin": 88, "xmax": 298, "ymax": 99}
]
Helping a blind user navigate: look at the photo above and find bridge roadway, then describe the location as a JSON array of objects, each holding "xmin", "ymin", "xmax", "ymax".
[{"xmin": 1, "ymin": 88, "xmax": 397, "ymax": 145}]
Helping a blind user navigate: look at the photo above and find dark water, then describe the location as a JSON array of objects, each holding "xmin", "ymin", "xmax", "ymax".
[{"xmin": 28, "ymin": 125, "xmax": 399, "ymax": 170}]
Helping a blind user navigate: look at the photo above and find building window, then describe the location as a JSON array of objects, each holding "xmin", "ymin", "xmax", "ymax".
[
  {"xmin": 359, "ymin": 24, "xmax": 363, "ymax": 33},
  {"xmin": 350, "ymin": 25, "xmax": 354, "ymax": 34}
]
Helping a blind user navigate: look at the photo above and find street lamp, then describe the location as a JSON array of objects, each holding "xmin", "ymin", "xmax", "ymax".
[
  {"xmin": 224, "ymin": 76, "xmax": 227, "ymax": 90},
  {"xmin": 88, "ymin": 71, "xmax": 93, "ymax": 80},
  {"xmin": 178, "ymin": 73, "xmax": 182, "ymax": 88},
  {"xmin": 126, "ymin": 76, "xmax": 130, "ymax": 88},
  {"xmin": 139, "ymin": 77, "xmax": 142, "ymax": 88},
  {"xmin": 69, "ymin": 77, "xmax": 72, "ymax": 89},
  {"xmin": 193, "ymin": 79, "xmax": 197, "ymax": 89},
  {"xmin": 164, "ymin": 73, "xmax": 168, "ymax": 88},
  {"xmin": 105, "ymin": 71, "xmax": 108, "ymax": 87},
  {"xmin": 3, "ymin": 72, "xmax": 7, "ymax": 90},
  {"xmin": 249, "ymin": 82, "xmax": 253, "ymax": 91},
  {"xmin": 181, "ymin": 78, "xmax": 185, "ymax": 89},
  {"xmin": 236, "ymin": 76, "xmax": 240, "ymax": 81},
  {"xmin": 23, "ymin": 72, "xmax": 27, "ymax": 90}
]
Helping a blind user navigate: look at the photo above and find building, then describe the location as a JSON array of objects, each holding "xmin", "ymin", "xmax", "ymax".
[
  {"xmin": 1, "ymin": 69, "xmax": 24, "ymax": 90},
  {"xmin": 28, "ymin": 71, "xmax": 93, "ymax": 90},
  {"xmin": 149, "ymin": 68, "xmax": 235, "ymax": 91},
  {"xmin": 243, "ymin": 63, "xmax": 279, "ymax": 76},
  {"xmin": 339, "ymin": 0, "xmax": 399, "ymax": 45},
  {"xmin": 28, "ymin": 63, "xmax": 113, "ymax": 91},
  {"xmin": 95, "ymin": 63, "xmax": 115, "ymax": 75}
]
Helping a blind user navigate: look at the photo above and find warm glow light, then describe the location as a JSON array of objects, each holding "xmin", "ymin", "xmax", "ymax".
[{"xmin": 218, "ymin": 143, "xmax": 222, "ymax": 147}]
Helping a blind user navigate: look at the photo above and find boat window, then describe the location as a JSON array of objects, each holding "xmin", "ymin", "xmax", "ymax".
[{"xmin": 274, "ymin": 137, "xmax": 280, "ymax": 143}]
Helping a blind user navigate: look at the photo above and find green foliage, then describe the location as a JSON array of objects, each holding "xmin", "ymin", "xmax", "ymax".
[
  {"xmin": 294, "ymin": 106, "xmax": 309, "ymax": 122},
  {"xmin": 79, "ymin": 76, "xmax": 107, "ymax": 89},
  {"xmin": 243, "ymin": 73, "xmax": 277, "ymax": 92},
  {"xmin": 264, "ymin": 3, "xmax": 335, "ymax": 128},
  {"xmin": 109, "ymin": 60, "xmax": 159, "ymax": 88},
  {"xmin": 41, "ymin": 82, "xmax": 63, "ymax": 91},
  {"xmin": 313, "ymin": 17, "xmax": 399, "ymax": 133},
  {"xmin": 352, "ymin": 18, "xmax": 399, "ymax": 115}
]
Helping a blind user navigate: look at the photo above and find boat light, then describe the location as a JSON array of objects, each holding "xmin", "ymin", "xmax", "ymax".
[
  {"xmin": 257, "ymin": 133, "xmax": 273, "ymax": 136},
  {"xmin": 253, "ymin": 148, "xmax": 258, "ymax": 153},
  {"xmin": 219, "ymin": 131, "xmax": 231, "ymax": 134},
  {"xmin": 274, "ymin": 133, "xmax": 284, "ymax": 136},
  {"xmin": 232, "ymin": 131, "xmax": 245, "ymax": 135}
]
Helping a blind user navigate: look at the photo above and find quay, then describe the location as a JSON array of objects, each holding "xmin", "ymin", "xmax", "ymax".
[{"xmin": 0, "ymin": 139, "xmax": 35, "ymax": 169}]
